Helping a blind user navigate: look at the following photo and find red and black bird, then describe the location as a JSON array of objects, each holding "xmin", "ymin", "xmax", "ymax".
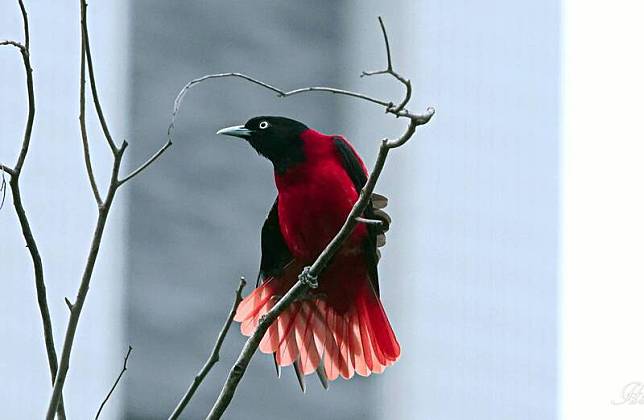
[{"xmin": 217, "ymin": 116, "xmax": 400, "ymax": 390}]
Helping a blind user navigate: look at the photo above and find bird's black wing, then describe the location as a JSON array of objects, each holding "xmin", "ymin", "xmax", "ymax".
[
  {"xmin": 257, "ymin": 197, "xmax": 294, "ymax": 286},
  {"xmin": 260, "ymin": 200, "xmax": 308, "ymax": 387},
  {"xmin": 332, "ymin": 136, "xmax": 390, "ymax": 296}
]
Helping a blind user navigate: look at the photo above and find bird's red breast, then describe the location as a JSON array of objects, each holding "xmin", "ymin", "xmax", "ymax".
[{"xmin": 275, "ymin": 128, "xmax": 368, "ymax": 261}]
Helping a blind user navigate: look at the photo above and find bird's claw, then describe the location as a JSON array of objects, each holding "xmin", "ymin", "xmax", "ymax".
[{"xmin": 298, "ymin": 266, "xmax": 318, "ymax": 289}]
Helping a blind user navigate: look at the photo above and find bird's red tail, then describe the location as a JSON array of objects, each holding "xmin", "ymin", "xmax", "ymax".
[{"xmin": 234, "ymin": 278, "xmax": 400, "ymax": 382}]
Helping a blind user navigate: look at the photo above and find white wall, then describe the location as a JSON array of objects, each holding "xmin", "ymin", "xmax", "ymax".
[
  {"xmin": 560, "ymin": 1, "xmax": 644, "ymax": 420},
  {"xmin": 345, "ymin": 1, "xmax": 560, "ymax": 419},
  {"xmin": 0, "ymin": 1, "xmax": 127, "ymax": 418}
]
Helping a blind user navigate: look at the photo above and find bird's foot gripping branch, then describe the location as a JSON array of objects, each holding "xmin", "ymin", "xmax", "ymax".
[
  {"xmin": 298, "ymin": 266, "xmax": 319, "ymax": 289},
  {"xmin": 167, "ymin": 16, "xmax": 434, "ymax": 420}
]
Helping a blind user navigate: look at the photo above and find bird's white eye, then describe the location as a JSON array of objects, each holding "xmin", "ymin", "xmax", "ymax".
[{"xmin": 259, "ymin": 121, "xmax": 270, "ymax": 130}]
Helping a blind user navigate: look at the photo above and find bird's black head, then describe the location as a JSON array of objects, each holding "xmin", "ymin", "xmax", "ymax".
[{"xmin": 217, "ymin": 116, "xmax": 308, "ymax": 173}]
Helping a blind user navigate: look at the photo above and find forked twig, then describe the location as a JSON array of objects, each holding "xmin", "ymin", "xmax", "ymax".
[
  {"xmin": 81, "ymin": 0, "xmax": 117, "ymax": 154},
  {"xmin": 79, "ymin": 7, "xmax": 102, "ymax": 205},
  {"xmin": 117, "ymin": 139, "xmax": 172, "ymax": 185},
  {"xmin": 168, "ymin": 278, "xmax": 247, "ymax": 419},
  {"xmin": 1, "ymin": 2, "xmax": 66, "ymax": 418},
  {"xmin": 45, "ymin": 1, "xmax": 172, "ymax": 417},
  {"xmin": 361, "ymin": 16, "xmax": 412, "ymax": 113},
  {"xmin": 167, "ymin": 74, "xmax": 395, "ymax": 145}
]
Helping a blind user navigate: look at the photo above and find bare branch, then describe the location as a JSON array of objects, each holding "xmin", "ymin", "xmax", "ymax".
[
  {"xmin": 168, "ymin": 74, "xmax": 397, "ymax": 143},
  {"xmin": 361, "ymin": 18, "xmax": 392, "ymax": 75},
  {"xmin": 168, "ymin": 277, "xmax": 247, "ymax": 420},
  {"xmin": 46, "ymin": 140, "xmax": 127, "ymax": 419},
  {"xmin": 166, "ymin": 18, "xmax": 421, "ymax": 144},
  {"xmin": 46, "ymin": 1, "xmax": 172, "ymax": 413},
  {"xmin": 81, "ymin": 0, "xmax": 117, "ymax": 153},
  {"xmin": 283, "ymin": 86, "xmax": 393, "ymax": 107},
  {"xmin": 360, "ymin": 17, "xmax": 412, "ymax": 113},
  {"xmin": 9, "ymin": 179, "xmax": 68, "ymax": 420},
  {"xmin": 0, "ymin": 163, "xmax": 17, "ymax": 177},
  {"xmin": 3, "ymin": 3, "xmax": 67, "ymax": 418},
  {"xmin": 117, "ymin": 139, "xmax": 172, "ymax": 186},
  {"xmin": 0, "ymin": 40, "xmax": 27, "ymax": 51},
  {"xmin": 95, "ymin": 346, "xmax": 133, "ymax": 420},
  {"xmin": 203, "ymin": 17, "xmax": 435, "ymax": 419},
  {"xmin": 18, "ymin": 0, "xmax": 29, "ymax": 50},
  {"xmin": 10, "ymin": 40, "xmax": 35, "ymax": 176},
  {"xmin": 79, "ymin": 8, "xmax": 102, "ymax": 205}
]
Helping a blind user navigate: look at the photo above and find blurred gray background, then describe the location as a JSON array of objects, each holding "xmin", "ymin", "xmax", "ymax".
[
  {"xmin": 125, "ymin": 1, "xmax": 367, "ymax": 419},
  {"xmin": 1, "ymin": 0, "xmax": 559, "ymax": 419}
]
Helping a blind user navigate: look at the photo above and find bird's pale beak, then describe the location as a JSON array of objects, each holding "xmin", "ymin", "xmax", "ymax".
[{"xmin": 216, "ymin": 125, "xmax": 252, "ymax": 139}]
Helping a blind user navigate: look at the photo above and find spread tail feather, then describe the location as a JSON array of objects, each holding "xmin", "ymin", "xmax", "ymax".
[{"xmin": 235, "ymin": 280, "xmax": 400, "ymax": 385}]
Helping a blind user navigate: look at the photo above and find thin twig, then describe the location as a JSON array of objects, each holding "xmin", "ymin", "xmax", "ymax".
[
  {"xmin": 80, "ymin": 0, "xmax": 117, "ymax": 154},
  {"xmin": 12, "ymin": 45, "xmax": 35, "ymax": 175},
  {"xmin": 95, "ymin": 346, "xmax": 133, "ymax": 420},
  {"xmin": 168, "ymin": 75, "xmax": 397, "ymax": 144},
  {"xmin": 361, "ymin": 17, "xmax": 394, "ymax": 75},
  {"xmin": 0, "ymin": 40, "xmax": 27, "ymax": 51},
  {"xmin": 3, "ymin": 2, "xmax": 67, "ymax": 418},
  {"xmin": 9, "ymin": 178, "xmax": 66, "ymax": 420},
  {"xmin": 118, "ymin": 139, "xmax": 172, "ymax": 185},
  {"xmin": 0, "ymin": 163, "xmax": 17, "ymax": 177},
  {"xmin": 79, "ymin": 6, "xmax": 102, "ymax": 205},
  {"xmin": 18, "ymin": 0, "xmax": 29, "ymax": 50},
  {"xmin": 360, "ymin": 17, "xmax": 412, "ymax": 113},
  {"xmin": 204, "ymin": 17, "xmax": 435, "ymax": 420},
  {"xmin": 168, "ymin": 278, "xmax": 247, "ymax": 420},
  {"xmin": 166, "ymin": 20, "xmax": 418, "ymax": 143}
]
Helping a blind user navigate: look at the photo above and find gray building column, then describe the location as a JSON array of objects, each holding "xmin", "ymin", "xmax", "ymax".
[{"xmin": 125, "ymin": 1, "xmax": 376, "ymax": 419}]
